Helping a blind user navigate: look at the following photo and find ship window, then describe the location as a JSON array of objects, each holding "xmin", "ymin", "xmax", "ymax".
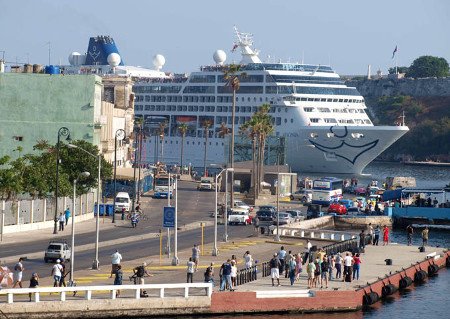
[
  {"xmin": 145, "ymin": 96, "xmax": 150, "ymax": 102},
  {"xmin": 327, "ymin": 98, "xmax": 332, "ymax": 102},
  {"xmin": 150, "ymin": 105, "xmax": 155, "ymax": 111},
  {"xmin": 176, "ymin": 141, "xmax": 178, "ymax": 144},
  {"xmin": 270, "ymin": 107, "xmax": 275, "ymax": 113},
  {"xmin": 182, "ymin": 105, "xmax": 187, "ymax": 111},
  {"xmin": 253, "ymin": 97, "xmax": 257, "ymax": 102},
  {"xmin": 314, "ymin": 98, "xmax": 320, "ymax": 102},
  {"xmin": 285, "ymin": 108, "xmax": 288, "ymax": 112},
  {"xmin": 193, "ymin": 96, "xmax": 198, "ymax": 102},
  {"xmin": 301, "ymin": 98, "xmax": 307, "ymax": 101},
  {"xmin": 252, "ymin": 107, "xmax": 257, "ymax": 112},
  {"xmin": 277, "ymin": 108, "xmax": 281, "ymax": 113},
  {"xmin": 194, "ymin": 106, "xmax": 198, "ymax": 111},
  {"xmin": 241, "ymin": 97, "xmax": 244, "ymax": 102},
  {"xmin": 188, "ymin": 106, "xmax": 193, "ymax": 112},
  {"xmin": 276, "ymin": 117, "xmax": 281, "ymax": 125},
  {"xmin": 247, "ymin": 107, "xmax": 251, "ymax": 112},
  {"xmin": 344, "ymin": 99, "xmax": 349, "ymax": 103},
  {"xmin": 187, "ymin": 141, "xmax": 189, "ymax": 145},
  {"xmin": 161, "ymin": 96, "xmax": 166, "ymax": 102},
  {"xmin": 228, "ymin": 116, "xmax": 232, "ymax": 124},
  {"xmin": 247, "ymin": 97, "xmax": 251, "ymax": 102},
  {"xmin": 303, "ymin": 107, "xmax": 313, "ymax": 112},
  {"xmin": 144, "ymin": 105, "xmax": 150, "ymax": 111},
  {"xmin": 156, "ymin": 105, "xmax": 161, "ymax": 111},
  {"xmin": 307, "ymin": 98, "xmax": 313, "ymax": 101},
  {"xmin": 321, "ymin": 98, "xmax": 326, "ymax": 102},
  {"xmin": 284, "ymin": 118, "xmax": 287, "ymax": 123},
  {"xmin": 236, "ymin": 107, "xmax": 240, "ymax": 112},
  {"xmin": 217, "ymin": 106, "xmax": 222, "ymax": 112},
  {"xmin": 290, "ymin": 118, "xmax": 294, "ymax": 123},
  {"xmin": 339, "ymin": 99, "xmax": 343, "ymax": 102},
  {"xmin": 310, "ymin": 118, "xmax": 320, "ymax": 123},
  {"xmin": 199, "ymin": 106, "xmax": 204, "ymax": 112},
  {"xmin": 161, "ymin": 106, "xmax": 166, "ymax": 111}
]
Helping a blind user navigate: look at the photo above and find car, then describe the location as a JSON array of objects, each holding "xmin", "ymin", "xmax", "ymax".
[
  {"xmin": 339, "ymin": 199, "xmax": 355, "ymax": 209},
  {"xmin": 44, "ymin": 241, "xmax": 71, "ymax": 263},
  {"xmin": 197, "ymin": 178, "xmax": 214, "ymax": 191},
  {"xmin": 272, "ymin": 212, "xmax": 293, "ymax": 225},
  {"xmin": 290, "ymin": 190, "xmax": 312, "ymax": 203},
  {"xmin": 328, "ymin": 202, "xmax": 348, "ymax": 215},
  {"xmin": 347, "ymin": 207, "xmax": 361, "ymax": 215},
  {"xmin": 228, "ymin": 208, "xmax": 252, "ymax": 225},
  {"xmin": 115, "ymin": 192, "xmax": 131, "ymax": 212},
  {"xmin": 306, "ymin": 204, "xmax": 323, "ymax": 219},
  {"xmin": 286, "ymin": 210, "xmax": 304, "ymax": 221},
  {"xmin": 354, "ymin": 187, "xmax": 367, "ymax": 196},
  {"xmin": 233, "ymin": 200, "xmax": 252, "ymax": 212},
  {"xmin": 258, "ymin": 205, "xmax": 277, "ymax": 213},
  {"xmin": 154, "ymin": 191, "xmax": 173, "ymax": 199},
  {"xmin": 256, "ymin": 210, "xmax": 274, "ymax": 222}
]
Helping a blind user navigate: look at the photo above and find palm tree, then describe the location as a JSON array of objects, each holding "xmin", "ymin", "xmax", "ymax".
[
  {"xmin": 158, "ymin": 121, "xmax": 167, "ymax": 163},
  {"xmin": 218, "ymin": 122, "xmax": 231, "ymax": 163},
  {"xmin": 202, "ymin": 119, "xmax": 212, "ymax": 177},
  {"xmin": 223, "ymin": 64, "xmax": 246, "ymax": 205},
  {"xmin": 239, "ymin": 119, "xmax": 258, "ymax": 198},
  {"xmin": 177, "ymin": 123, "xmax": 188, "ymax": 175}
]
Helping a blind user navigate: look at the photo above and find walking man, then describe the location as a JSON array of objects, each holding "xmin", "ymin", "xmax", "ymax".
[
  {"xmin": 406, "ymin": 225, "xmax": 414, "ymax": 246},
  {"xmin": 64, "ymin": 207, "xmax": 71, "ymax": 226},
  {"xmin": 110, "ymin": 249, "xmax": 123, "ymax": 278},
  {"xmin": 422, "ymin": 227, "xmax": 429, "ymax": 246},
  {"xmin": 219, "ymin": 259, "xmax": 233, "ymax": 291},
  {"xmin": 58, "ymin": 213, "xmax": 66, "ymax": 231},
  {"xmin": 12, "ymin": 258, "xmax": 24, "ymax": 288},
  {"xmin": 187, "ymin": 257, "xmax": 195, "ymax": 283},
  {"xmin": 367, "ymin": 223, "xmax": 374, "ymax": 244},
  {"xmin": 253, "ymin": 215, "xmax": 260, "ymax": 236},
  {"xmin": 270, "ymin": 253, "xmax": 281, "ymax": 287},
  {"xmin": 51, "ymin": 259, "xmax": 63, "ymax": 287},
  {"xmin": 373, "ymin": 225, "xmax": 381, "ymax": 246},
  {"xmin": 192, "ymin": 244, "xmax": 200, "ymax": 272},
  {"xmin": 278, "ymin": 246, "xmax": 287, "ymax": 275}
]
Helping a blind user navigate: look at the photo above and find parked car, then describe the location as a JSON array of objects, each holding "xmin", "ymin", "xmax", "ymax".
[
  {"xmin": 354, "ymin": 187, "xmax": 367, "ymax": 196},
  {"xmin": 328, "ymin": 203, "xmax": 347, "ymax": 215},
  {"xmin": 115, "ymin": 192, "xmax": 131, "ymax": 212},
  {"xmin": 258, "ymin": 205, "xmax": 277, "ymax": 213},
  {"xmin": 44, "ymin": 241, "xmax": 71, "ymax": 263},
  {"xmin": 228, "ymin": 208, "xmax": 252, "ymax": 225},
  {"xmin": 256, "ymin": 210, "xmax": 274, "ymax": 222},
  {"xmin": 286, "ymin": 210, "xmax": 304, "ymax": 221},
  {"xmin": 290, "ymin": 189, "xmax": 312, "ymax": 203},
  {"xmin": 306, "ymin": 204, "xmax": 323, "ymax": 219},
  {"xmin": 197, "ymin": 178, "xmax": 214, "ymax": 191},
  {"xmin": 272, "ymin": 212, "xmax": 293, "ymax": 225},
  {"xmin": 339, "ymin": 199, "xmax": 355, "ymax": 209}
]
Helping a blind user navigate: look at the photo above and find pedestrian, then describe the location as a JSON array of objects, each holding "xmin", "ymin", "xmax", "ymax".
[
  {"xmin": 110, "ymin": 250, "xmax": 123, "ymax": 278},
  {"xmin": 382, "ymin": 225, "xmax": 389, "ymax": 246},
  {"xmin": 352, "ymin": 253, "xmax": 362, "ymax": 280},
  {"xmin": 186, "ymin": 257, "xmax": 195, "ymax": 283},
  {"xmin": 192, "ymin": 244, "xmax": 200, "ymax": 272},
  {"xmin": 288, "ymin": 255, "xmax": 297, "ymax": 285},
  {"xmin": 343, "ymin": 253, "xmax": 353, "ymax": 283},
  {"xmin": 278, "ymin": 246, "xmax": 286, "ymax": 275},
  {"xmin": 243, "ymin": 251, "xmax": 253, "ymax": 268},
  {"xmin": 28, "ymin": 273, "xmax": 39, "ymax": 301},
  {"xmin": 64, "ymin": 207, "xmax": 71, "ymax": 226},
  {"xmin": 204, "ymin": 262, "xmax": 215, "ymax": 286},
  {"xmin": 313, "ymin": 258, "xmax": 321, "ymax": 288},
  {"xmin": 58, "ymin": 213, "xmax": 66, "ymax": 231},
  {"xmin": 367, "ymin": 223, "xmax": 374, "ymax": 244},
  {"xmin": 59, "ymin": 259, "xmax": 67, "ymax": 287},
  {"xmin": 406, "ymin": 225, "xmax": 414, "ymax": 246},
  {"xmin": 132, "ymin": 262, "xmax": 151, "ymax": 297},
  {"xmin": 269, "ymin": 253, "xmax": 281, "ymax": 287},
  {"xmin": 51, "ymin": 259, "xmax": 63, "ymax": 287},
  {"xmin": 373, "ymin": 225, "xmax": 381, "ymax": 245},
  {"xmin": 303, "ymin": 240, "xmax": 312, "ymax": 264},
  {"xmin": 295, "ymin": 253, "xmax": 303, "ymax": 281},
  {"xmin": 12, "ymin": 258, "xmax": 25, "ymax": 288},
  {"xmin": 359, "ymin": 229, "xmax": 366, "ymax": 250},
  {"xmin": 253, "ymin": 216, "xmax": 260, "ymax": 235},
  {"xmin": 219, "ymin": 259, "xmax": 233, "ymax": 291},
  {"xmin": 114, "ymin": 265, "xmax": 123, "ymax": 297},
  {"xmin": 335, "ymin": 253, "xmax": 343, "ymax": 279},
  {"xmin": 306, "ymin": 259, "xmax": 316, "ymax": 288},
  {"xmin": 328, "ymin": 254, "xmax": 335, "ymax": 280},
  {"xmin": 320, "ymin": 256, "xmax": 329, "ymax": 289},
  {"xmin": 284, "ymin": 251, "xmax": 292, "ymax": 278},
  {"xmin": 422, "ymin": 227, "xmax": 429, "ymax": 246},
  {"xmin": 230, "ymin": 260, "xmax": 237, "ymax": 287}
]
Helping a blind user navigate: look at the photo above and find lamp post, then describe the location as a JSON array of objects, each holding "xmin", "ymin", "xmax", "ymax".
[
  {"xmin": 213, "ymin": 167, "xmax": 234, "ymax": 256},
  {"xmin": 70, "ymin": 171, "xmax": 90, "ymax": 283},
  {"xmin": 112, "ymin": 129, "xmax": 126, "ymax": 223},
  {"xmin": 54, "ymin": 127, "xmax": 71, "ymax": 235},
  {"xmin": 171, "ymin": 176, "xmax": 179, "ymax": 265},
  {"xmin": 67, "ymin": 143, "xmax": 102, "ymax": 270},
  {"xmin": 275, "ymin": 138, "xmax": 281, "ymax": 242}
]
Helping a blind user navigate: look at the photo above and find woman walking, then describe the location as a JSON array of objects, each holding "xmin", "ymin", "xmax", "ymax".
[
  {"xmin": 243, "ymin": 251, "xmax": 253, "ymax": 268},
  {"xmin": 295, "ymin": 253, "xmax": 303, "ymax": 281},
  {"xmin": 288, "ymin": 256, "xmax": 297, "ymax": 285},
  {"xmin": 352, "ymin": 253, "xmax": 362, "ymax": 281},
  {"xmin": 383, "ymin": 225, "xmax": 390, "ymax": 246}
]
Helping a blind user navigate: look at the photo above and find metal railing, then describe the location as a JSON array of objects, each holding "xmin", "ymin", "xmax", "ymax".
[
  {"xmin": 0, "ymin": 283, "xmax": 213, "ymax": 304},
  {"xmin": 235, "ymin": 265, "xmax": 258, "ymax": 286}
]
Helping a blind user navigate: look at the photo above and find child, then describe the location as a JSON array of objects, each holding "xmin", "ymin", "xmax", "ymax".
[{"xmin": 29, "ymin": 273, "xmax": 39, "ymax": 301}]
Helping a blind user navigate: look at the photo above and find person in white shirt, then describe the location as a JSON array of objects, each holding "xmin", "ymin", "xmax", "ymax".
[
  {"xmin": 230, "ymin": 260, "xmax": 237, "ymax": 287},
  {"xmin": 12, "ymin": 258, "xmax": 24, "ymax": 288},
  {"xmin": 243, "ymin": 251, "xmax": 253, "ymax": 268},
  {"xmin": 51, "ymin": 259, "xmax": 63, "ymax": 287},
  {"xmin": 186, "ymin": 257, "xmax": 195, "ymax": 283},
  {"xmin": 343, "ymin": 253, "xmax": 353, "ymax": 282},
  {"xmin": 58, "ymin": 213, "xmax": 66, "ymax": 231},
  {"xmin": 110, "ymin": 250, "xmax": 123, "ymax": 278}
]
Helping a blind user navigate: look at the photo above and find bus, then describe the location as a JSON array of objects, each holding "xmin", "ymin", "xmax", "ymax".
[
  {"xmin": 154, "ymin": 174, "xmax": 176, "ymax": 199},
  {"xmin": 311, "ymin": 177, "xmax": 343, "ymax": 206}
]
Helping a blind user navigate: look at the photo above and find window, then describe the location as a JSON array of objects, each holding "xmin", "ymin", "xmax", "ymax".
[
  {"xmin": 310, "ymin": 118, "xmax": 320, "ymax": 123},
  {"xmin": 303, "ymin": 107, "xmax": 314, "ymax": 112}
]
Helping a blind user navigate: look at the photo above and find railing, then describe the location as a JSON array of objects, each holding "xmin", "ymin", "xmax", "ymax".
[
  {"xmin": 322, "ymin": 234, "xmax": 371, "ymax": 256},
  {"xmin": 235, "ymin": 265, "xmax": 258, "ymax": 286},
  {"xmin": 0, "ymin": 283, "xmax": 213, "ymax": 304},
  {"xmin": 272, "ymin": 226, "xmax": 358, "ymax": 241}
]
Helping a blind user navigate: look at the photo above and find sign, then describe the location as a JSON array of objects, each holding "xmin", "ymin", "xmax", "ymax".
[{"xmin": 163, "ymin": 206, "xmax": 175, "ymax": 228}]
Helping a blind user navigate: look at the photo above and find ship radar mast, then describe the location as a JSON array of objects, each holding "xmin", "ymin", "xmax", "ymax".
[{"xmin": 233, "ymin": 26, "xmax": 261, "ymax": 64}]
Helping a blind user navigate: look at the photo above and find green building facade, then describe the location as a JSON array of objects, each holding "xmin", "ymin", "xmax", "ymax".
[{"xmin": 0, "ymin": 73, "xmax": 102, "ymax": 157}]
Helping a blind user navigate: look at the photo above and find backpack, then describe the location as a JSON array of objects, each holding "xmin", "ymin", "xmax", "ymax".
[{"xmin": 136, "ymin": 266, "xmax": 145, "ymax": 277}]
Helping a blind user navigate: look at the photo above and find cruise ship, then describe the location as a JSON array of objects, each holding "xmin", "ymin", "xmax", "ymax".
[{"xmin": 64, "ymin": 30, "xmax": 409, "ymax": 174}]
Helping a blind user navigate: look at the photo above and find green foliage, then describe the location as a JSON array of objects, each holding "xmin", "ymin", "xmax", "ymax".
[
  {"xmin": 388, "ymin": 66, "xmax": 409, "ymax": 74},
  {"xmin": 407, "ymin": 56, "xmax": 449, "ymax": 78},
  {"xmin": 0, "ymin": 140, "xmax": 112, "ymax": 199},
  {"xmin": 374, "ymin": 95, "xmax": 425, "ymax": 124}
]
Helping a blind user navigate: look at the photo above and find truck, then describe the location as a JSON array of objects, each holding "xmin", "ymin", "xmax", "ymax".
[{"xmin": 197, "ymin": 177, "xmax": 214, "ymax": 191}]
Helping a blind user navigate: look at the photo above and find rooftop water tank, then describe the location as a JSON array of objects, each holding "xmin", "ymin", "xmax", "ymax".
[{"xmin": 45, "ymin": 65, "xmax": 60, "ymax": 74}]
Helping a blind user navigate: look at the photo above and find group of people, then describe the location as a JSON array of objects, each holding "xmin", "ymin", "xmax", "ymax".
[
  {"xmin": 58, "ymin": 207, "xmax": 71, "ymax": 232},
  {"xmin": 406, "ymin": 225, "xmax": 429, "ymax": 246}
]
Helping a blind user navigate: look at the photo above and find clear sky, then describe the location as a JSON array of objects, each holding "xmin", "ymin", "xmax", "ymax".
[{"xmin": 1, "ymin": 0, "xmax": 449, "ymax": 75}]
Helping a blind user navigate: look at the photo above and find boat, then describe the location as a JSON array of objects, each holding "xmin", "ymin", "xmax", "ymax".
[{"xmin": 62, "ymin": 30, "xmax": 409, "ymax": 174}]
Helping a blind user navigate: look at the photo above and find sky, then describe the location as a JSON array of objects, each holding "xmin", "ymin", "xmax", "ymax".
[{"xmin": 1, "ymin": 0, "xmax": 449, "ymax": 75}]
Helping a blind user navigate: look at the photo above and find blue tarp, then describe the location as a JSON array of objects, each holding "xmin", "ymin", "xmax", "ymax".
[{"xmin": 382, "ymin": 189, "xmax": 403, "ymax": 201}]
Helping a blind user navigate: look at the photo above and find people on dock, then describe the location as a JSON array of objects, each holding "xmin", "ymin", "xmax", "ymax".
[
  {"xmin": 28, "ymin": 273, "xmax": 39, "ymax": 301},
  {"xmin": 359, "ymin": 230, "xmax": 366, "ymax": 250},
  {"xmin": 219, "ymin": 259, "xmax": 234, "ymax": 291},
  {"xmin": 58, "ymin": 213, "xmax": 66, "ymax": 231},
  {"xmin": 186, "ymin": 257, "xmax": 195, "ymax": 283},
  {"xmin": 367, "ymin": 223, "xmax": 374, "ymax": 244},
  {"xmin": 320, "ymin": 256, "xmax": 329, "ymax": 289},
  {"xmin": 335, "ymin": 253, "xmax": 343, "ymax": 279},
  {"xmin": 278, "ymin": 246, "xmax": 287, "ymax": 276},
  {"xmin": 64, "ymin": 207, "xmax": 71, "ymax": 226},
  {"xmin": 295, "ymin": 253, "xmax": 303, "ymax": 281},
  {"xmin": 269, "ymin": 253, "xmax": 281, "ymax": 287},
  {"xmin": 406, "ymin": 225, "xmax": 414, "ymax": 246},
  {"xmin": 192, "ymin": 244, "xmax": 200, "ymax": 272},
  {"xmin": 343, "ymin": 253, "xmax": 353, "ymax": 283},
  {"xmin": 284, "ymin": 251, "xmax": 292, "ymax": 278},
  {"xmin": 59, "ymin": 259, "xmax": 68, "ymax": 287},
  {"xmin": 352, "ymin": 253, "xmax": 361, "ymax": 281},
  {"xmin": 243, "ymin": 251, "xmax": 253, "ymax": 268},
  {"xmin": 204, "ymin": 262, "xmax": 215, "ymax": 286},
  {"xmin": 288, "ymin": 254, "xmax": 297, "ymax": 285},
  {"xmin": 230, "ymin": 260, "xmax": 237, "ymax": 287},
  {"xmin": 306, "ymin": 259, "xmax": 316, "ymax": 288},
  {"xmin": 382, "ymin": 225, "xmax": 389, "ymax": 246},
  {"xmin": 373, "ymin": 225, "xmax": 381, "ymax": 245},
  {"xmin": 132, "ymin": 262, "xmax": 152, "ymax": 297},
  {"xmin": 421, "ymin": 227, "xmax": 429, "ymax": 246}
]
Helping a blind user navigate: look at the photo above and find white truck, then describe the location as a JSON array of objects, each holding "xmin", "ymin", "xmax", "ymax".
[
  {"xmin": 227, "ymin": 208, "xmax": 252, "ymax": 225},
  {"xmin": 197, "ymin": 178, "xmax": 214, "ymax": 191}
]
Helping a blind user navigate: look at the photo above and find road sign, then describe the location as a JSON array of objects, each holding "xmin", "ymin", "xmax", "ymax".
[{"xmin": 163, "ymin": 206, "xmax": 175, "ymax": 228}]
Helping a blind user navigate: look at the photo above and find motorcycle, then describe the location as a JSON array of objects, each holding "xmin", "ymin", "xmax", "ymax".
[{"xmin": 131, "ymin": 214, "xmax": 140, "ymax": 228}]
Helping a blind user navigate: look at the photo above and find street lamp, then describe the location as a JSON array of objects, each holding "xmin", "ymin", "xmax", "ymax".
[
  {"xmin": 275, "ymin": 138, "xmax": 281, "ymax": 241},
  {"xmin": 171, "ymin": 176, "xmax": 179, "ymax": 266},
  {"xmin": 112, "ymin": 129, "xmax": 126, "ymax": 223},
  {"xmin": 54, "ymin": 127, "xmax": 71, "ymax": 235},
  {"xmin": 213, "ymin": 167, "xmax": 234, "ymax": 256},
  {"xmin": 70, "ymin": 171, "xmax": 90, "ymax": 284},
  {"xmin": 67, "ymin": 143, "xmax": 102, "ymax": 270}
]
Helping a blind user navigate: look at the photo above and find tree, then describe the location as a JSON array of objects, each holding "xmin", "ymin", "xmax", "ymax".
[
  {"xmin": 388, "ymin": 66, "xmax": 409, "ymax": 74},
  {"xmin": 202, "ymin": 119, "xmax": 212, "ymax": 177},
  {"xmin": 407, "ymin": 56, "xmax": 449, "ymax": 78},
  {"xmin": 177, "ymin": 123, "xmax": 188, "ymax": 174}
]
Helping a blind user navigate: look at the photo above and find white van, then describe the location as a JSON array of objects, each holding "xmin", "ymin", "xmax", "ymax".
[{"xmin": 115, "ymin": 192, "xmax": 131, "ymax": 212}]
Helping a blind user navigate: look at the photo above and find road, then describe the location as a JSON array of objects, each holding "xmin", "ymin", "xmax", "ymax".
[{"xmin": 0, "ymin": 181, "xmax": 253, "ymax": 276}]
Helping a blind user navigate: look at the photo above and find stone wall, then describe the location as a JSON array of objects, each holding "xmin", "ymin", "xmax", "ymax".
[{"xmin": 346, "ymin": 77, "xmax": 450, "ymax": 98}]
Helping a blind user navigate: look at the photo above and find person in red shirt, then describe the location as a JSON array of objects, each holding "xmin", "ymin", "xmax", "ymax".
[
  {"xmin": 383, "ymin": 225, "xmax": 389, "ymax": 246},
  {"xmin": 352, "ymin": 254, "xmax": 362, "ymax": 280}
]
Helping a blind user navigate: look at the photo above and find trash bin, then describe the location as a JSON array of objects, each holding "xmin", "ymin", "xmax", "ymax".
[
  {"xmin": 94, "ymin": 203, "xmax": 105, "ymax": 216},
  {"xmin": 105, "ymin": 204, "xmax": 114, "ymax": 216}
]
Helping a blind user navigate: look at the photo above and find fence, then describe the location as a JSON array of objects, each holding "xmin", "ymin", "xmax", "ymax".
[
  {"xmin": 272, "ymin": 226, "xmax": 358, "ymax": 241},
  {"xmin": 235, "ymin": 265, "xmax": 258, "ymax": 286},
  {"xmin": 0, "ymin": 283, "xmax": 212, "ymax": 304}
]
